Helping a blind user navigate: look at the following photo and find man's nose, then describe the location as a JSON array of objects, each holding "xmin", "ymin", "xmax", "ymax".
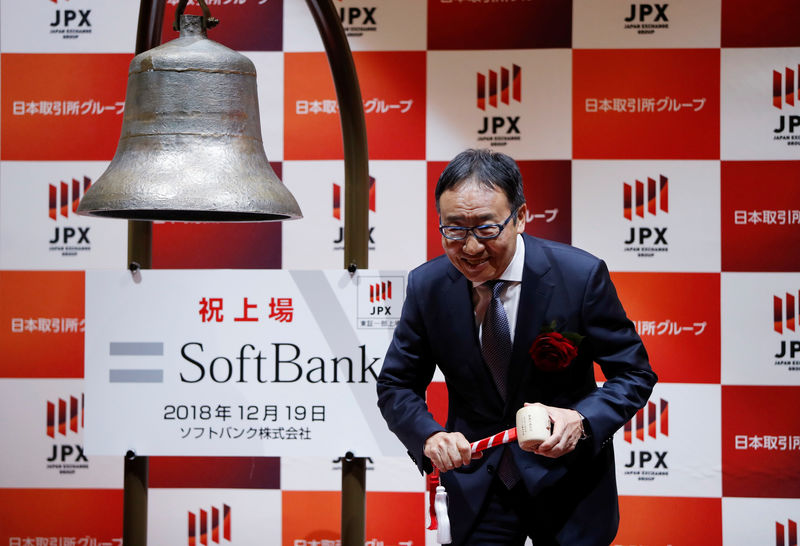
[{"xmin": 462, "ymin": 232, "xmax": 485, "ymax": 254}]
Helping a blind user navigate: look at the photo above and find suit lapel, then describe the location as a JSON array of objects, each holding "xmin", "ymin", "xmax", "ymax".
[
  {"xmin": 439, "ymin": 236, "xmax": 554, "ymax": 417},
  {"xmin": 506, "ymin": 235, "xmax": 554, "ymax": 412},
  {"xmin": 444, "ymin": 263, "xmax": 478, "ymax": 345},
  {"xmin": 443, "ymin": 262, "xmax": 506, "ymax": 412}
]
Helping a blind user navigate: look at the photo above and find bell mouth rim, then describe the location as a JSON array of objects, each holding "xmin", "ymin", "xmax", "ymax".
[{"xmin": 76, "ymin": 209, "xmax": 302, "ymax": 222}]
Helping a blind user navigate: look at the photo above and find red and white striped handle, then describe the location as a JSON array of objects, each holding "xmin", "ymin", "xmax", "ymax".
[{"xmin": 470, "ymin": 427, "xmax": 518, "ymax": 453}]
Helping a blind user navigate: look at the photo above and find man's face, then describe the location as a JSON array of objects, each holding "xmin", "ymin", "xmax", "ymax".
[{"xmin": 438, "ymin": 181, "xmax": 527, "ymax": 283}]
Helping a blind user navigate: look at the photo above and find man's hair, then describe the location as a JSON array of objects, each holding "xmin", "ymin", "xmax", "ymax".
[{"xmin": 434, "ymin": 149, "xmax": 526, "ymax": 213}]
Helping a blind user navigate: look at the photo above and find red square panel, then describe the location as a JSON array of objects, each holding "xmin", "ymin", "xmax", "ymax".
[
  {"xmin": 149, "ymin": 456, "xmax": 280, "ymax": 489},
  {"xmin": 428, "ymin": 0, "xmax": 571, "ymax": 50},
  {"xmin": 1, "ymin": 54, "xmax": 130, "ymax": 161},
  {"xmin": 0, "ymin": 489, "xmax": 122, "ymax": 542},
  {"xmin": 573, "ymin": 49, "xmax": 720, "ymax": 159},
  {"xmin": 161, "ymin": 0, "xmax": 283, "ymax": 51},
  {"xmin": 284, "ymin": 51, "xmax": 426, "ymax": 160},
  {"xmin": 722, "ymin": 0, "xmax": 800, "ymax": 47},
  {"xmin": 616, "ymin": 496, "xmax": 721, "ymax": 545},
  {"xmin": 722, "ymin": 386, "xmax": 800, "ymax": 498},
  {"xmin": 282, "ymin": 491, "xmax": 424, "ymax": 546},
  {"xmin": 0, "ymin": 271, "xmax": 85, "ymax": 378},
  {"xmin": 610, "ymin": 272, "xmax": 721, "ymax": 384},
  {"xmin": 721, "ymin": 161, "xmax": 800, "ymax": 272}
]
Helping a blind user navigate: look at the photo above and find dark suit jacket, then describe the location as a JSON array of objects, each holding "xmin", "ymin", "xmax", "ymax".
[{"xmin": 377, "ymin": 234, "xmax": 657, "ymax": 545}]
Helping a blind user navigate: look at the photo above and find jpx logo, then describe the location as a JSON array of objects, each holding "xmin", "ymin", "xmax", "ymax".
[
  {"xmin": 623, "ymin": 176, "xmax": 668, "ymax": 221},
  {"xmin": 623, "ymin": 3, "xmax": 669, "ymax": 34},
  {"xmin": 622, "ymin": 398, "xmax": 669, "ymax": 481},
  {"xmin": 774, "ymin": 291, "xmax": 799, "ymax": 334},
  {"xmin": 773, "ymin": 291, "xmax": 800, "ymax": 370},
  {"xmin": 337, "ymin": 5, "xmax": 377, "ymax": 38},
  {"xmin": 477, "ymin": 64, "xmax": 521, "ymax": 111},
  {"xmin": 188, "ymin": 504, "xmax": 231, "ymax": 546},
  {"xmin": 775, "ymin": 519, "xmax": 797, "ymax": 546},
  {"xmin": 49, "ymin": 2, "xmax": 92, "ymax": 40},
  {"xmin": 624, "ymin": 3, "xmax": 669, "ymax": 22},
  {"xmin": 46, "ymin": 395, "xmax": 83, "ymax": 438},
  {"xmin": 45, "ymin": 395, "xmax": 89, "ymax": 472},
  {"xmin": 47, "ymin": 444, "xmax": 88, "ymax": 465},
  {"xmin": 48, "ymin": 176, "xmax": 92, "ymax": 256},
  {"xmin": 338, "ymin": 6, "xmax": 376, "ymax": 25},
  {"xmin": 773, "ymin": 66, "xmax": 799, "ymax": 110},
  {"xmin": 622, "ymin": 176, "xmax": 669, "ymax": 258},
  {"xmin": 49, "ymin": 176, "xmax": 91, "ymax": 221},
  {"xmin": 333, "ymin": 176, "xmax": 376, "ymax": 249},
  {"xmin": 357, "ymin": 275, "xmax": 404, "ymax": 329},
  {"xmin": 50, "ymin": 9, "xmax": 90, "ymax": 27},
  {"xmin": 624, "ymin": 398, "xmax": 669, "ymax": 443},
  {"xmin": 369, "ymin": 280, "xmax": 392, "ymax": 316},
  {"xmin": 772, "ymin": 66, "xmax": 800, "ymax": 141},
  {"xmin": 476, "ymin": 64, "xmax": 522, "ymax": 146}
]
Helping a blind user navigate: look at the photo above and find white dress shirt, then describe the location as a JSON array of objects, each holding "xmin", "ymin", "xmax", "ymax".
[{"xmin": 472, "ymin": 233, "xmax": 525, "ymax": 343}]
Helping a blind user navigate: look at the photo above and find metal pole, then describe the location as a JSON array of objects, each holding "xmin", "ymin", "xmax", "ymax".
[
  {"xmin": 341, "ymin": 453, "xmax": 368, "ymax": 544},
  {"xmin": 304, "ymin": 2, "xmax": 370, "ymax": 544},
  {"xmin": 123, "ymin": 449, "xmax": 149, "ymax": 546},
  {"xmin": 124, "ymin": 1, "xmax": 165, "ymax": 544},
  {"xmin": 305, "ymin": 0, "xmax": 370, "ymax": 272}
]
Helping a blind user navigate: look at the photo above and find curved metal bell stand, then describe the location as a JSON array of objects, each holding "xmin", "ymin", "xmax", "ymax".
[
  {"xmin": 120, "ymin": 1, "xmax": 369, "ymax": 545},
  {"xmin": 305, "ymin": 0, "xmax": 369, "ymax": 272},
  {"xmin": 303, "ymin": 3, "xmax": 369, "ymax": 546}
]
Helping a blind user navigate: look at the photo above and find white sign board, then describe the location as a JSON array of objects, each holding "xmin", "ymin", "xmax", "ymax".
[{"xmin": 84, "ymin": 269, "xmax": 406, "ymax": 457}]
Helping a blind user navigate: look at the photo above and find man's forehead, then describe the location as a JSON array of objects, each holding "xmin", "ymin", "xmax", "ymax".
[{"xmin": 440, "ymin": 181, "xmax": 510, "ymax": 210}]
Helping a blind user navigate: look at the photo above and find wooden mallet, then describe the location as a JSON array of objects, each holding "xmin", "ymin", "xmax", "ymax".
[{"xmin": 470, "ymin": 404, "xmax": 552, "ymax": 454}]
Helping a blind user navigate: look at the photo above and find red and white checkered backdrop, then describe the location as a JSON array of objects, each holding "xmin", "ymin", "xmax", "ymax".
[{"xmin": 1, "ymin": 0, "xmax": 799, "ymax": 544}]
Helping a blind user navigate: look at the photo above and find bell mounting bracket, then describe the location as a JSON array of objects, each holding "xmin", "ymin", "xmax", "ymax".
[{"xmin": 173, "ymin": 0, "xmax": 219, "ymax": 31}]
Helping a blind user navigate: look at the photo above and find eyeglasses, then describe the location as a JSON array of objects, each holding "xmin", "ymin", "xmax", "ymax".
[{"xmin": 439, "ymin": 209, "xmax": 517, "ymax": 241}]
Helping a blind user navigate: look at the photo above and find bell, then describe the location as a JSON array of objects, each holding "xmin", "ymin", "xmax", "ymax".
[{"xmin": 77, "ymin": 14, "xmax": 302, "ymax": 222}]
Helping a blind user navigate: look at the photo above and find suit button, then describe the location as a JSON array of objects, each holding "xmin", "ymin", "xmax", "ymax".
[{"xmin": 487, "ymin": 465, "xmax": 495, "ymax": 475}]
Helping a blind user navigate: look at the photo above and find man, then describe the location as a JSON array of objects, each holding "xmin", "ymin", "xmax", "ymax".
[{"xmin": 376, "ymin": 149, "xmax": 657, "ymax": 545}]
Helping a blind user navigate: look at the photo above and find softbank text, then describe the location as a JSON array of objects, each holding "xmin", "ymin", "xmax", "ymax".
[{"xmin": 179, "ymin": 342, "xmax": 381, "ymax": 384}]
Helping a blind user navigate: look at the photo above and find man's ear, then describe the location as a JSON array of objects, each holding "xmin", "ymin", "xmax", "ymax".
[{"xmin": 515, "ymin": 203, "xmax": 528, "ymax": 234}]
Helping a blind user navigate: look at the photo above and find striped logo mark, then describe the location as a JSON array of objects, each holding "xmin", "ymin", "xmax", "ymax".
[
  {"xmin": 49, "ymin": 176, "xmax": 92, "ymax": 220},
  {"xmin": 477, "ymin": 64, "xmax": 521, "ymax": 111},
  {"xmin": 776, "ymin": 519, "xmax": 797, "ymax": 546},
  {"xmin": 624, "ymin": 398, "xmax": 668, "ymax": 443},
  {"xmin": 46, "ymin": 394, "xmax": 84, "ymax": 438},
  {"xmin": 774, "ymin": 66, "xmax": 800, "ymax": 109},
  {"xmin": 188, "ymin": 504, "xmax": 231, "ymax": 545},
  {"xmin": 369, "ymin": 281, "xmax": 392, "ymax": 303},
  {"xmin": 774, "ymin": 291, "xmax": 800, "ymax": 334},
  {"xmin": 623, "ymin": 176, "xmax": 668, "ymax": 221}
]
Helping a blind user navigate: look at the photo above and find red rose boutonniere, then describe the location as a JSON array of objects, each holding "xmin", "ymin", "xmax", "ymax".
[{"xmin": 529, "ymin": 320, "xmax": 584, "ymax": 372}]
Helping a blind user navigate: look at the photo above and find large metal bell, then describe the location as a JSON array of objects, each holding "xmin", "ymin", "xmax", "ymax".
[{"xmin": 78, "ymin": 14, "xmax": 302, "ymax": 222}]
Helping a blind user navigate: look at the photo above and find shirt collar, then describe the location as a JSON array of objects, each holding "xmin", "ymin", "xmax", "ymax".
[{"xmin": 472, "ymin": 233, "xmax": 525, "ymax": 288}]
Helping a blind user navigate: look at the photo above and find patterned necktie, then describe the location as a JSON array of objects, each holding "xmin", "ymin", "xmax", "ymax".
[
  {"xmin": 481, "ymin": 280, "xmax": 512, "ymax": 400},
  {"xmin": 480, "ymin": 280, "xmax": 520, "ymax": 489}
]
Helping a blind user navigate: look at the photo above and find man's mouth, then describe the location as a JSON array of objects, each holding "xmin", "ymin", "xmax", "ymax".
[{"xmin": 462, "ymin": 257, "xmax": 488, "ymax": 267}]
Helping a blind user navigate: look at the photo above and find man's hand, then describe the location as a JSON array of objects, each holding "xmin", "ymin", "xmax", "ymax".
[
  {"xmin": 423, "ymin": 431, "xmax": 480, "ymax": 472},
  {"xmin": 525, "ymin": 402, "xmax": 585, "ymax": 459}
]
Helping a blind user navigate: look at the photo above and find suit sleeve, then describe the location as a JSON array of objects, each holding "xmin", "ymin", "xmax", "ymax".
[
  {"xmin": 572, "ymin": 259, "xmax": 658, "ymax": 455},
  {"xmin": 376, "ymin": 270, "xmax": 446, "ymax": 474}
]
